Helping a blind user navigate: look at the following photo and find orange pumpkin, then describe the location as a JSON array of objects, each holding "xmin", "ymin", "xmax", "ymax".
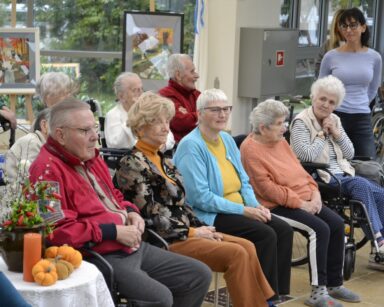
[
  {"xmin": 47, "ymin": 257, "xmax": 74, "ymax": 280},
  {"xmin": 45, "ymin": 245, "xmax": 82, "ymax": 268},
  {"xmin": 32, "ymin": 259, "xmax": 58, "ymax": 286}
]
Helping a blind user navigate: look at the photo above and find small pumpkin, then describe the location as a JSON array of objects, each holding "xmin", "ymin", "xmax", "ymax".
[
  {"xmin": 45, "ymin": 244, "xmax": 83, "ymax": 268},
  {"xmin": 32, "ymin": 259, "xmax": 58, "ymax": 286},
  {"xmin": 47, "ymin": 257, "xmax": 74, "ymax": 280}
]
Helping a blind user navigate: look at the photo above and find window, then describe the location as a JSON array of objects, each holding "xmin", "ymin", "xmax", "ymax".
[
  {"xmin": 299, "ymin": 0, "xmax": 321, "ymax": 46},
  {"xmin": 280, "ymin": 0, "xmax": 292, "ymax": 28}
]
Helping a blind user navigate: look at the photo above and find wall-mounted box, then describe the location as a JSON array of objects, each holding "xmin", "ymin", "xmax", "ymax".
[{"xmin": 238, "ymin": 28, "xmax": 298, "ymax": 98}]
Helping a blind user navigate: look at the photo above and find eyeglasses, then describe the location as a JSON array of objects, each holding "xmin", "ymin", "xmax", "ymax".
[
  {"xmin": 203, "ymin": 106, "xmax": 233, "ymax": 115},
  {"xmin": 339, "ymin": 22, "xmax": 360, "ymax": 31},
  {"xmin": 61, "ymin": 125, "xmax": 99, "ymax": 136}
]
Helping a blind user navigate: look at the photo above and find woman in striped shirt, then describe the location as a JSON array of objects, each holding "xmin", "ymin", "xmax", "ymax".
[{"xmin": 291, "ymin": 75, "xmax": 384, "ymax": 266}]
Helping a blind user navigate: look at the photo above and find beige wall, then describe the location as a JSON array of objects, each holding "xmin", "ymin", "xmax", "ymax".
[{"xmin": 203, "ymin": 0, "xmax": 280, "ymax": 135}]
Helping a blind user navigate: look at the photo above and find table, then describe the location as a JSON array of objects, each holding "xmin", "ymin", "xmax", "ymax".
[{"xmin": 0, "ymin": 257, "xmax": 114, "ymax": 307}]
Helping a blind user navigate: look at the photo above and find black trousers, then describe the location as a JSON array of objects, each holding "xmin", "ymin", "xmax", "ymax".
[
  {"xmin": 272, "ymin": 206, "xmax": 345, "ymax": 287},
  {"xmin": 334, "ymin": 111, "xmax": 376, "ymax": 158},
  {"xmin": 214, "ymin": 213, "xmax": 293, "ymax": 296}
]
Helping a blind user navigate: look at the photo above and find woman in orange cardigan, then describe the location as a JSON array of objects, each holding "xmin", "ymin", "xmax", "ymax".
[{"xmin": 240, "ymin": 99, "xmax": 360, "ymax": 307}]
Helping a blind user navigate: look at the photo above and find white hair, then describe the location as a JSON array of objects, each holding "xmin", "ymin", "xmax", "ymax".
[
  {"xmin": 36, "ymin": 72, "xmax": 76, "ymax": 105},
  {"xmin": 196, "ymin": 89, "xmax": 229, "ymax": 110},
  {"xmin": 311, "ymin": 75, "xmax": 345, "ymax": 108},
  {"xmin": 113, "ymin": 72, "xmax": 140, "ymax": 96},
  {"xmin": 167, "ymin": 54, "xmax": 191, "ymax": 79},
  {"xmin": 249, "ymin": 99, "xmax": 289, "ymax": 134}
]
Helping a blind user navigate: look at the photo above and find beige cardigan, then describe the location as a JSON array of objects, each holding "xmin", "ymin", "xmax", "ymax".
[{"xmin": 291, "ymin": 107, "xmax": 355, "ymax": 183}]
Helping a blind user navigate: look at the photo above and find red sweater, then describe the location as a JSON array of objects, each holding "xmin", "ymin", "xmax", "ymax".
[
  {"xmin": 159, "ymin": 79, "xmax": 200, "ymax": 142},
  {"xmin": 29, "ymin": 136, "xmax": 139, "ymax": 255},
  {"xmin": 240, "ymin": 136, "xmax": 318, "ymax": 209}
]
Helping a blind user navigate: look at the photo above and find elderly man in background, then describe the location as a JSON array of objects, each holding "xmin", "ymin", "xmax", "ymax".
[
  {"xmin": 159, "ymin": 54, "xmax": 200, "ymax": 143},
  {"xmin": 29, "ymin": 97, "xmax": 211, "ymax": 307},
  {"xmin": 105, "ymin": 72, "xmax": 174, "ymax": 150}
]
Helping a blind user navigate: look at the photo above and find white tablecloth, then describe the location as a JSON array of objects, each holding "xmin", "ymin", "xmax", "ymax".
[{"xmin": 0, "ymin": 257, "xmax": 114, "ymax": 307}]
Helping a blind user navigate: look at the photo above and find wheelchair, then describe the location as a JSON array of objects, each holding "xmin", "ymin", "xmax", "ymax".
[
  {"xmin": 234, "ymin": 133, "xmax": 384, "ymax": 280},
  {"xmin": 292, "ymin": 161, "xmax": 384, "ymax": 280},
  {"xmin": 372, "ymin": 84, "xmax": 384, "ymax": 164}
]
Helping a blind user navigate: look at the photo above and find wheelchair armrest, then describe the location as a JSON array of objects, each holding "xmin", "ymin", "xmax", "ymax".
[
  {"xmin": 301, "ymin": 162, "xmax": 329, "ymax": 170},
  {"xmin": 352, "ymin": 156, "xmax": 373, "ymax": 161},
  {"xmin": 301, "ymin": 162, "xmax": 343, "ymax": 199}
]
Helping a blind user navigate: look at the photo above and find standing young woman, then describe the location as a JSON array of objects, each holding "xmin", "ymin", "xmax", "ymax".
[{"xmin": 319, "ymin": 7, "xmax": 382, "ymax": 158}]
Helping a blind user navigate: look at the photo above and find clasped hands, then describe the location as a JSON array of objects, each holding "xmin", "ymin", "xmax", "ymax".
[
  {"xmin": 301, "ymin": 190, "xmax": 322, "ymax": 214},
  {"xmin": 116, "ymin": 212, "xmax": 145, "ymax": 249},
  {"xmin": 322, "ymin": 116, "xmax": 341, "ymax": 140},
  {"xmin": 195, "ymin": 226, "xmax": 223, "ymax": 241},
  {"xmin": 244, "ymin": 205, "xmax": 271, "ymax": 223}
]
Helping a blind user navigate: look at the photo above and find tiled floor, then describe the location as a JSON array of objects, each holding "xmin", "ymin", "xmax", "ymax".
[{"xmin": 202, "ymin": 242, "xmax": 384, "ymax": 307}]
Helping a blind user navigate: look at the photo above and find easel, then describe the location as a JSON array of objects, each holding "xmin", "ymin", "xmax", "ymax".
[{"xmin": 2, "ymin": 0, "xmax": 35, "ymax": 123}]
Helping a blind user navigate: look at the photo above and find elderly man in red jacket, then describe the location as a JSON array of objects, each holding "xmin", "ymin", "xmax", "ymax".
[
  {"xmin": 159, "ymin": 53, "xmax": 200, "ymax": 143},
  {"xmin": 29, "ymin": 97, "xmax": 211, "ymax": 307}
]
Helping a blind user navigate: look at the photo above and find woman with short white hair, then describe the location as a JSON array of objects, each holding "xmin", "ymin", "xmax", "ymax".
[
  {"xmin": 174, "ymin": 88, "xmax": 293, "ymax": 302},
  {"xmin": 241, "ymin": 98, "xmax": 360, "ymax": 307},
  {"xmin": 291, "ymin": 75, "xmax": 384, "ymax": 268}
]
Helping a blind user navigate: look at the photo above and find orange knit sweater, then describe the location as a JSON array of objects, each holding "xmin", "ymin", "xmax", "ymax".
[{"xmin": 240, "ymin": 136, "xmax": 318, "ymax": 209}]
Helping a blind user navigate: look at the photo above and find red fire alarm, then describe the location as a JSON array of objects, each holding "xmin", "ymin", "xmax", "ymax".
[{"xmin": 276, "ymin": 50, "xmax": 285, "ymax": 67}]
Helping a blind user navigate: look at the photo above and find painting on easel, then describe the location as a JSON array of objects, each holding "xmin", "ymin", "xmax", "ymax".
[{"xmin": 0, "ymin": 28, "xmax": 40, "ymax": 94}]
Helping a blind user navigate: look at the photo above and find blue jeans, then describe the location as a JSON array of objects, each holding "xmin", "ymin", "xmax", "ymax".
[{"xmin": 334, "ymin": 111, "xmax": 376, "ymax": 158}]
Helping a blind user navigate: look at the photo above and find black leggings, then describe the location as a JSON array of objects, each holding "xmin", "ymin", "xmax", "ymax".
[
  {"xmin": 272, "ymin": 206, "xmax": 345, "ymax": 287},
  {"xmin": 214, "ymin": 214, "xmax": 293, "ymax": 296}
]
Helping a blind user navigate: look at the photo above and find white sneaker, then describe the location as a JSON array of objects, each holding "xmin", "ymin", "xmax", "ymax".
[{"xmin": 368, "ymin": 253, "xmax": 384, "ymax": 271}]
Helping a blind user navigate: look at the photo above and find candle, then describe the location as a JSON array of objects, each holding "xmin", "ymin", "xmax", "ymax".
[{"xmin": 23, "ymin": 233, "xmax": 42, "ymax": 282}]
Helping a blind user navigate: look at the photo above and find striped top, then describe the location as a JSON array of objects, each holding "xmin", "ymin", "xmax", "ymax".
[{"xmin": 291, "ymin": 119, "xmax": 354, "ymax": 175}]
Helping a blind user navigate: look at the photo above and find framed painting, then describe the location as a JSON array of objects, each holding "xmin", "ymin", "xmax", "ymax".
[
  {"xmin": 0, "ymin": 28, "xmax": 40, "ymax": 94},
  {"xmin": 123, "ymin": 11, "xmax": 184, "ymax": 92}
]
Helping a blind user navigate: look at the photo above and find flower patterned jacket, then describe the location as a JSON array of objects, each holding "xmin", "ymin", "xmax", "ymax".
[{"xmin": 114, "ymin": 148, "xmax": 204, "ymax": 243}]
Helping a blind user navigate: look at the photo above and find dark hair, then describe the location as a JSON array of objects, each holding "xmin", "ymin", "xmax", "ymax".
[
  {"xmin": 339, "ymin": 7, "xmax": 370, "ymax": 47},
  {"xmin": 32, "ymin": 108, "xmax": 50, "ymax": 132}
]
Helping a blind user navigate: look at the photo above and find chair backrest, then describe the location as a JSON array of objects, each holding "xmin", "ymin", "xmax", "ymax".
[{"xmin": 233, "ymin": 134, "xmax": 247, "ymax": 149}]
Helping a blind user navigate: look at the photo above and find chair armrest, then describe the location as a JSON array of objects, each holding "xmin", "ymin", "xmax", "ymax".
[
  {"xmin": 301, "ymin": 162, "xmax": 329, "ymax": 170},
  {"xmin": 352, "ymin": 156, "xmax": 373, "ymax": 161},
  {"xmin": 145, "ymin": 229, "xmax": 169, "ymax": 250},
  {"xmin": 80, "ymin": 242, "xmax": 116, "ymax": 301}
]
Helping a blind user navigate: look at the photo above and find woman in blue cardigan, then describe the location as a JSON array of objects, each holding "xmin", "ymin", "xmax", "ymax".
[{"xmin": 173, "ymin": 89, "xmax": 293, "ymax": 301}]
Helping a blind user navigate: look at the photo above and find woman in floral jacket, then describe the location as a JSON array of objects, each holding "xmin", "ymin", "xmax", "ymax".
[{"xmin": 114, "ymin": 91, "xmax": 275, "ymax": 307}]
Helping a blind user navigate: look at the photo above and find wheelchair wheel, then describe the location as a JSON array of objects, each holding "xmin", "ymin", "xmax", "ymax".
[
  {"xmin": 372, "ymin": 112, "xmax": 384, "ymax": 163},
  {"xmin": 343, "ymin": 245, "xmax": 355, "ymax": 281},
  {"xmin": 291, "ymin": 230, "xmax": 308, "ymax": 266}
]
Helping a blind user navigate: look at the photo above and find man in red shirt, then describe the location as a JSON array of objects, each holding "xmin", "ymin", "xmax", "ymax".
[
  {"xmin": 29, "ymin": 97, "xmax": 211, "ymax": 307},
  {"xmin": 159, "ymin": 54, "xmax": 200, "ymax": 143}
]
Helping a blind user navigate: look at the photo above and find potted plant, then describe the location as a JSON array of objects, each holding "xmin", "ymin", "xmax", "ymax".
[{"xmin": 0, "ymin": 170, "xmax": 62, "ymax": 272}]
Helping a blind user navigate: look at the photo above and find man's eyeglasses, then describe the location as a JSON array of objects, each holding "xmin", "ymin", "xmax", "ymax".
[
  {"xmin": 61, "ymin": 125, "xmax": 99, "ymax": 136},
  {"xmin": 339, "ymin": 22, "xmax": 359, "ymax": 31},
  {"xmin": 203, "ymin": 106, "xmax": 233, "ymax": 114}
]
